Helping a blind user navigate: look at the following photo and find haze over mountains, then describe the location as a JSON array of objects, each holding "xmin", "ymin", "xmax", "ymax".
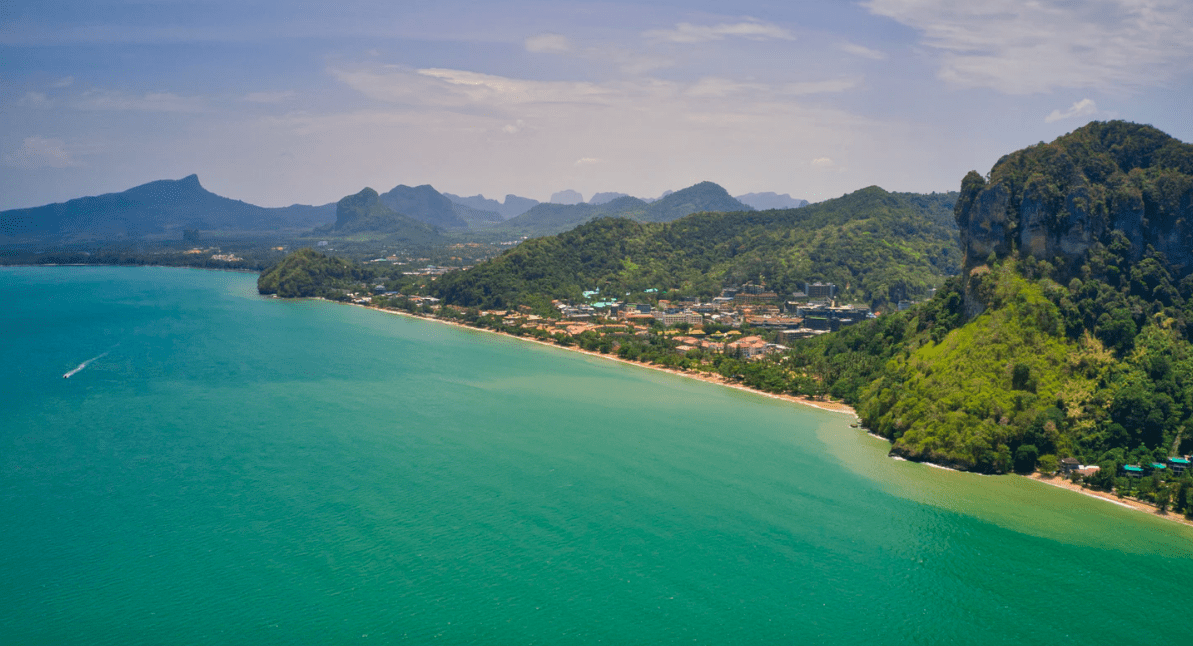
[
  {"xmin": 1, "ymin": 175, "xmax": 808, "ymax": 245},
  {"xmin": 493, "ymin": 181, "xmax": 756, "ymax": 237},
  {"xmin": 442, "ymin": 193, "xmax": 538, "ymax": 220},
  {"xmin": 0, "ymin": 175, "xmax": 334, "ymax": 243},
  {"xmin": 735, "ymin": 192, "xmax": 809, "ymax": 210}
]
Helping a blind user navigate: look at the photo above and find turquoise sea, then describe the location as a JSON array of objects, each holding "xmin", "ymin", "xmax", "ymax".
[{"xmin": 2, "ymin": 266, "xmax": 1190, "ymax": 644}]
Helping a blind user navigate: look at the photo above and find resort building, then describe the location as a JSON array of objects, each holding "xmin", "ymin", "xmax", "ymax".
[{"xmin": 654, "ymin": 309, "xmax": 703, "ymax": 326}]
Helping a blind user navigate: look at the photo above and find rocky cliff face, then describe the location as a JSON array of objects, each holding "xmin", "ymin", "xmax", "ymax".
[{"xmin": 954, "ymin": 122, "xmax": 1193, "ymax": 285}]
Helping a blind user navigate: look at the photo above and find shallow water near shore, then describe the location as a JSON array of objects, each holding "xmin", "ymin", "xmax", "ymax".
[{"xmin": 2, "ymin": 266, "xmax": 1190, "ymax": 645}]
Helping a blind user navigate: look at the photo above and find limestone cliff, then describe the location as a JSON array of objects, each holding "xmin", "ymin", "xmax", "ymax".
[{"xmin": 955, "ymin": 122, "xmax": 1193, "ymax": 287}]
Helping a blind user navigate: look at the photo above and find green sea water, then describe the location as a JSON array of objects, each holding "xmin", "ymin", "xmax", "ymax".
[{"xmin": 2, "ymin": 266, "xmax": 1190, "ymax": 645}]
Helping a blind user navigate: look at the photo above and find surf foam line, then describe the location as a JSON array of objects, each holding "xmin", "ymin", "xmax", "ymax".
[{"xmin": 63, "ymin": 352, "xmax": 108, "ymax": 379}]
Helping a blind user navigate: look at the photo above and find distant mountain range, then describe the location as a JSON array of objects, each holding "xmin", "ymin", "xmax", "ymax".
[
  {"xmin": 492, "ymin": 181, "xmax": 754, "ymax": 237},
  {"xmin": 442, "ymin": 193, "xmax": 539, "ymax": 220},
  {"xmin": 0, "ymin": 174, "xmax": 334, "ymax": 243},
  {"xmin": 0, "ymin": 174, "xmax": 808, "ymax": 245}
]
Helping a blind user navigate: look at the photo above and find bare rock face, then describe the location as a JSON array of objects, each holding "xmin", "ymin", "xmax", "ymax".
[
  {"xmin": 957, "ymin": 179, "xmax": 1011, "ymax": 263},
  {"xmin": 954, "ymin": 121, "xmax": 1193, "ymax": 281}
]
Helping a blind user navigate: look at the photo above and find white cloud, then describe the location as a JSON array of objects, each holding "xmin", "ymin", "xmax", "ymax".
[
  {"xmin": 782, "ymin": 79, "xmax": 859, "ymax": 95},
  {"xmin": 684, "ymin": 78, "xmax": 767, "ymax": 98},
  {"xmin": 1045, "ymin": 98, "xmax": 1098, "ymax": 123},
  {"xmin": 837, "ymin": 42, "xmax": 887, "ymax": 60},
  {"xmin": 243, "ymin": 90, "xmax": 296, "ymax": 103},
  {"xmin": 51, "ymin": 76, "xmax": 74, "ymax": 88},
  {"xmin": 17, "ymin": 91, "xmax": 53, "ymax": 108},
  {"xmin": 276, "ymin": 61, "xmax": 880, "ymax": 202},
  {"xmin": 333, "ymin": 66, "xmax": 619, "ymax": 108},
  {"xmin": 332, "ymin": 65, "xmax": 861, "ymax": 119},
  {"xmin": 3, "ymin": 136, "xmax": 80, "ymax": 169},
  {"xmin": 865, "ymin": 0, "xmax": 1193, "ymax": 93},
  {"xmin": 73, "ymin": 90, "xmax": 205, "ymax": 112},
  {"xmin": 525, "ymin": 33, "xmax": 572, "ymax": 54},
  {"xmin": 685, "ymin": 77, "xmax": 857, "ymax": 98},
  {"xmin": 811, "ymin": 157, "xmax": 835, "ymax": 167},
  {"xmin": 643, "ymin": 19, "xmax": 794, "ymax": 44}
]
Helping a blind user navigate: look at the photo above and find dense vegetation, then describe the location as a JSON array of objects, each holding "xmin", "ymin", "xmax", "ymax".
[
  {"xmin": 432, "ymin": 186, "xmax": 959, "ymax": 311},
  {"xmin": 795, "ymin": 123, "xmax": 1193, "ymax": 485},
  {"xmin": 955, "ymin": 120, "xmax": 1193, "ymax": 277},
  {"xmin": 777, "ymin": 245, "xmax": 1190, "ymax": 516},
  {"xmin": 257, "ymin": 248, "xmax": 377, "ymax": 298}
]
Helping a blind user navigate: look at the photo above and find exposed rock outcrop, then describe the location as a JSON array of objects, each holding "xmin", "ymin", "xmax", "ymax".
[{"xmin": 954, "ymin": 122, "xmax": 1193, "ymax": 287}]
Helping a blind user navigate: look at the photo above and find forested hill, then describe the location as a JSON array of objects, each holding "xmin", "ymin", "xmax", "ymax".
[
  {"xmin": 315, "ymin": 187, "xmax": 442, "ymax": 244},
  {"xmin": 431, "ymin": 186, "xmax": 959, "ymax": 310},
  {"xmin": 813, "ymin": 121, "xmax": 1193, "ymax": 474},
  {"xmin": 494, "ymin": 181, "xmax": 754, "ymax": 237}
]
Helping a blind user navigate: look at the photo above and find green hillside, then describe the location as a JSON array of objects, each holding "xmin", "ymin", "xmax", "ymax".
[
  {"xmin": 431, "ymin": 186, "xmax": 959, "ymax": 310},
  {"xmin": 810, "ymin": 122, "xmax": 1193, "ymax": 473},
  {"xmin": 257, "ymin": 248, "xmax": 369, "ymax": 298}
]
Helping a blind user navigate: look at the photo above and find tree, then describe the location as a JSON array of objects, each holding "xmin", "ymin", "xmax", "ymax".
[
  {"xmin": 1011, "ymin": 363, "xmax": 1035, "ymax": 392},
  {"xmin": 1014, "ymin": 444, "xmax": 1039, "ymax": 473},
  {"xmin": 1155, "ymin": 484, "xmax": 1172, "ymax": 513}
]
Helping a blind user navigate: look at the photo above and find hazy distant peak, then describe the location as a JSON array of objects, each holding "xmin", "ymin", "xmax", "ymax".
[
  {"xmin": 0, "ymin": 174, "xmax": 333, "ymax": 241},
  {"xmin": 589, "ymin": 191, "xmax": 629, "ymax": 205},
  {"xmin": 642, "ymin": 189, "xmax": 674, "ymax": 204},
  {"xmin": 550, "ymin": 189, "xmax": 584, "ymax": 205},
  {"xmin": 443, "ymin": 192, "xmax": 539, "ymax": 219},
  {"xmin": 735, "ymin": 192, "xmax": 808, "ymax": 210},
  {"xmin": 378, "ymin": 183, "xmax": 467, "ymax": 229}
]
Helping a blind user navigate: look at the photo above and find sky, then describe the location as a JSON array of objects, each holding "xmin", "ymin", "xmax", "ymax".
[{"xmin": 2, "ymin": 0, "xmax": 1192, "ymax": 210}]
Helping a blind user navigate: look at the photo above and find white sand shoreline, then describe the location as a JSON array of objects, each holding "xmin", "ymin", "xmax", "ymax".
[
  {"xmin": 1025, "ymin": 473, "xmax": 1193, "ymax": 528},
  {"xmin": 330, "ymin": 299, "xmax": 1193, "ymax": 531},
  {"xmin": 344, "ymin": 301, "xmax": 857, "ymax": 416}
]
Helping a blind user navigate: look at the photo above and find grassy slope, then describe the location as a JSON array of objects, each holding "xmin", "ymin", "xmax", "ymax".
[{"xmin": 861, "ymin": 264, "xmax": 1080, "ymax": 469}]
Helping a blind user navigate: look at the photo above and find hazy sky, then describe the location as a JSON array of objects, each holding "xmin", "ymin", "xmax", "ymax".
[{"xmin": 3, "ymin": 0, "xmax": 1192, "ymax": 209}]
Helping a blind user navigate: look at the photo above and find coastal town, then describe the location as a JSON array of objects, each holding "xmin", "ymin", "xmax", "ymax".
[{"xmin": 352, "ymin": 279, "xmax": 889, "ymax": 360}]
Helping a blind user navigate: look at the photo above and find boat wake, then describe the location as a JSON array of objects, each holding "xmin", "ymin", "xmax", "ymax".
[{"xmin": 63, "ymin": 352, "xmax": 108, "ymax": 379}]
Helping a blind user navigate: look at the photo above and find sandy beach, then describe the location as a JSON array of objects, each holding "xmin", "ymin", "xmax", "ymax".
[
  {"xmin": 349, "ymin": 302, "xmax": 857, "ymax": 417},
  {"xmin": 1025, "ymin": 473, "xmax": 1193, "ymax": 529}
]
